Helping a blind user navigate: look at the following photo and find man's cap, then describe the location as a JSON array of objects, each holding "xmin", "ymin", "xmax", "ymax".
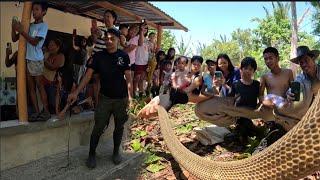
[
  {"xmin": 103, "ymin": 27, "xmax": 120, "ymax": 38},
  {"xmin": 290, "ymin": 46, "xmax": 320, "ymax": 64}
]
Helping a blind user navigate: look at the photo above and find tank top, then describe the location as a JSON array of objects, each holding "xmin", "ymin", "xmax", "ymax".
[{"xmin": 191, "ymin": 72, "xmax": 202, "ymax": 95}]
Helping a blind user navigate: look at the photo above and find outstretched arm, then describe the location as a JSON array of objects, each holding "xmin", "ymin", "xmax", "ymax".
[
  {"xmin": 72, "ymin": 36, "xmax": 80, "ymax": 51},
  {"xmin": 67, "ymin": 68, "xmax": 94, "ymax": 104},
  {"xmin": 125, "ymin": 70, "xmax": 133, "ymax": 100},
  {"xmin": 183, "ymin": 76, "xmax": 202, "ymax": 93},
  {"xmin": 259, "ymin": 75, "xmax": 266, "ymax": 104}
]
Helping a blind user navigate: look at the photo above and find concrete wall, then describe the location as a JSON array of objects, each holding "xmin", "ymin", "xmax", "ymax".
[
  {"xmin": 0, "ymin": 113, "xmax": 118, "ymax": 171},
  {"xmin": 0, "ymin": 1, "xmax": 103, "ymax": 77}
]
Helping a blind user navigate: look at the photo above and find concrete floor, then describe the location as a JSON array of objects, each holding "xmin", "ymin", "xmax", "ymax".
[{"xmin": 0, "ymin": 139, "xmax": 145, "ymax": 180}]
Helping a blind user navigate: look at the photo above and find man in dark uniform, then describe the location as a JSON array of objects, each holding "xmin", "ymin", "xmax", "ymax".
[{"xmin": 67, "ymin": 27, "xmax": 133, "ymax": 168}]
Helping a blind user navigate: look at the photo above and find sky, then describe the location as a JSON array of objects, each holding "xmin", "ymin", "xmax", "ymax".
[{"xmin": 150, "ymin": 1, "xmax": 317, "ymax": 53}]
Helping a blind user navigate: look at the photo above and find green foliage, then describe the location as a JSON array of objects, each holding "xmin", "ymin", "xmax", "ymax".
[
  {"xmin": 133, "ymin": 130, "xmax": 148, "ymax": 138},
  {"xmin": 176, "ymin": 35, "xmax": 192, "ymax": 56},
  {"xmin": 161, "ymin": 30, "xmax": 176, "ymax": 53},
  {"xmin": 201, "ymin": 39, "xmax": 241, "ymax": 66},
  {"xmin": 244, "ymin": 136, "xmax": 261, "ymax": 154},
  {"xmin": 231, "ymin": 28, "xmax": 257, "ymax": 59},
  {"xmin": 146, "ymin": 163, "xmax": 165, "ymax": 173},
  {"xmin": 176, "ymin": 123, "xmax": 193, "ymax": 134},
  {"xmin": 128, "ymin": 97, "xmax": 147, "ymax": 115},
  {"xmin": 131, "ymin": 139, "xmax": 142, "ymax": 152},
  {"xmin": 253, "ymin": 17, "xmax": 291, "ymax": 47},
  {"xmin": 310, "ymin": 1, "xmax": 320, "ymax": 36},
  {"xmin": 144, "ymin": 153, "xmax": 162, "ymax": 165}
]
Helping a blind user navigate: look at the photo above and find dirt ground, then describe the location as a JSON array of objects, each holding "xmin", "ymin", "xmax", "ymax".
[{"xmin": 125, "ymin": 98, "xmax": 319, "ymax": 180}]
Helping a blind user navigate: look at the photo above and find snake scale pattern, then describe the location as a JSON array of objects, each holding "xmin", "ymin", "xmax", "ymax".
[{"xmin": 157, "ymin": 90, "xmax": 320, "ymax": 179}]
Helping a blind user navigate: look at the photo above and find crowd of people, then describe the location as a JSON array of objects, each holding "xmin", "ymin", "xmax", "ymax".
[{"xmin": 5, "ymin": 1, "xmax": 320, "ymax": 170}]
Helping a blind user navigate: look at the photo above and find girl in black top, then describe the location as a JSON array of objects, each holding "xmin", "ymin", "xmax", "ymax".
[{"xmin": 216, "ymin": 53, "xmax": 241, "ymax": 87}]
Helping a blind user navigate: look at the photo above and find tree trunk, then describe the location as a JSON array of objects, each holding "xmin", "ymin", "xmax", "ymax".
[{"xmin": 290, "ymin": 1, "xmax": 299, "ymax": 78}]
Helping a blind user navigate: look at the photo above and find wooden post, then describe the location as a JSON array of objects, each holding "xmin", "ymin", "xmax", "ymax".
[
  {"xmin": 17, "ymin": 2, "xmax": 32, "ymax": 122},
  {"xmin": 156, "ymin": 25, "xmax": 162, "ymax": 52}
]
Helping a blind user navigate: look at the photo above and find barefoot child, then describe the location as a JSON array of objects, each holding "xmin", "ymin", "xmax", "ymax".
[{"xmin": 11, "ymin": 1, "xmax": 49, "ymax": 121}]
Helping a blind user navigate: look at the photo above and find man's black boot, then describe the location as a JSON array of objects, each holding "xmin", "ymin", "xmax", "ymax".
[
  {"xmin": 112, "ymin": 150, "xmax": 122, "ymax": 165},
  {"xmin": 86, "ymin": 154, "xmax": 96, "ymax": 169}
]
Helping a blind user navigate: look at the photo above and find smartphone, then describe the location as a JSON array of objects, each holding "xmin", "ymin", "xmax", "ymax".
[
  {"xmin": 91, "ymin": 19, "xmax": 97, "ymax": 29},
  {"xmin": 12, "ymin": 16, "xmax": 19, "ymax": 22},
  {"xmin": 290, "ymin": 81, "xmax": 300, "ymax": 101},
  {"xmin": 73, "ymin": 29, "xmax": 77, "ymax": 36},
  {"xmin": 214, "ymin": 71, "xmax": 223, "ymax": 79},
  {"xmin": 7, "ymin": 42, "xmax": 12, "ymax": 53}
]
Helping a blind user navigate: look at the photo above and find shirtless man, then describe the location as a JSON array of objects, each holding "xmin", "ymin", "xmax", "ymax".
[{"xmin": 259, "ymin": 47, "xmax": 294, "ymax": 109}]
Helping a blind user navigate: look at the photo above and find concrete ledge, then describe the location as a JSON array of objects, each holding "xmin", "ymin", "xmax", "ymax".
[
  {"xmin": 0, "ymin": 111, "xmax": 132, "ymax": 171},
  {"xmin": 0, "ymin": 111, "xmax": 95, "ymax": 136}
]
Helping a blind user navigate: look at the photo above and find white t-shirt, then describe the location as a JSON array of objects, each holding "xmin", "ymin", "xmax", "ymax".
[
  {"xmin": 171, "ymin": 69, "xmax": 190, "ymax": 89},
  {"xmin": 135, "ymin": 38, "xmax": 149, "ymax": 65},
  {"xmin": 127, "ymin": 35, "xmax": 139, "ymax": 65}
]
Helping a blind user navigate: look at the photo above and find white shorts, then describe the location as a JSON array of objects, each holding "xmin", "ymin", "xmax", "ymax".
[
  {"xmin": 264, "ymin": 94, "xmax": 286, "ymax": 108},
  {"xmin": 27, "ymin": 60, "xmax": 44, "ymax": 76}
]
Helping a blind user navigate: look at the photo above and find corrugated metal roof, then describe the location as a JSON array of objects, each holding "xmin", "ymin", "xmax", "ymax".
[{"xmin": 46, "ymin": 0, "xmax": 188, "ymax": 32}]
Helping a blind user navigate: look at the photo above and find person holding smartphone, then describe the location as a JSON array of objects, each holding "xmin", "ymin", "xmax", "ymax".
[
  {"xmin": 278, "ymin": 46, "xmax": 320, "ymax": 123},
  {"xmin": 11, "ymin": 1, "xmax": 50, "ymax": 121},
  {"xmin": 201, "ymin": 59, "xmax": 220, "ymax": 96},
  {"xmin": 5, "ymin": 43, "xmax": 18, "ymax": 69}
]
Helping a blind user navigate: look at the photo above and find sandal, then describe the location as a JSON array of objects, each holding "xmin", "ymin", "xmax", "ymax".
[
  {"xmin": 36, "ymin": 110, "xmax": 51, "ymax": 121},
  {"xmin": 28, "ymin": 113, "xmax": 39, "ymax": 122}
]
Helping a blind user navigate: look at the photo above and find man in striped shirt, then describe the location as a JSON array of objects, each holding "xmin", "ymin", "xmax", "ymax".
[
  {"xmin": 89, "ymin": 9, "xmax": 118, "ymax": 105},
  {"xmin": 92, "ymin": 9, "xmax": 117, "ymax": 53}
]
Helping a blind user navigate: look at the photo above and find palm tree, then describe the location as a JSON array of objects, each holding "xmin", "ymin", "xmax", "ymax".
[
  {"xmin": 196, "ymin": 41, "xmax": 207, "ymax": 56},
  {"xmin": 252, "ymin": 2, "xmax": 290, "ymax": 24},
  {"xmin": 176, "ymin": 35, "xmax": 192, "ymax": 57}
]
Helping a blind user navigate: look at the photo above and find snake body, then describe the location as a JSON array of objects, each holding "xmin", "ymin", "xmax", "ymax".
[{"xmin": 157, "ymin": 90, "xmax": 320, "ymax": 179}]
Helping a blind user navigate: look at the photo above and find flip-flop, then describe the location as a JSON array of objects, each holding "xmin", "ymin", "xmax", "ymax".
[
  {"xmin": 28, "ymin": 113, "xmax": 39, "ymax": 122},
  {"xmin": 36, "ymin": 111, "xmax": 51, "ymax": 121}
]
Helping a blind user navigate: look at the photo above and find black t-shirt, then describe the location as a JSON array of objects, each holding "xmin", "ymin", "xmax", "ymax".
[
  {"xmin": 228, "ymin": 79, "xmax": 260, "ymax": 109},
  {"xmin": 71, "ymin": 48, "xmax": 87, "ymax": 65},
  {"xmin": 87, "ymin": 49, "xmax": 130, "ymax": 99}
]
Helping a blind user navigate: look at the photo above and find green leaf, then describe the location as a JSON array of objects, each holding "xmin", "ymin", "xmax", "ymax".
[
  {"xmin": 146, "ymin": 163, "xmax": 165, "ymax": 173},
  {"xmin": 133, "ymin": 130, "xmax": 148, "ymax": 138},
  {"xmin": 138, "ymin": 130, "xmax": 147, "ymax": 137},
  {"xmin": 176, "ymin": 124, "xmax": 193, "ymax": 134},
  {"xmin": 131, "ymin": 139, "xmax": 142, "ymax": 152},
  {"xmin": 144, "ymin": 154, "xmax": 161, "ymax": 164}
]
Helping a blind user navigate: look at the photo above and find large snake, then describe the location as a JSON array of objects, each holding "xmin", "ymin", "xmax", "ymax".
[{"xmin": 157, "ymin": 89, "xmax": 320, "ymax": 179}]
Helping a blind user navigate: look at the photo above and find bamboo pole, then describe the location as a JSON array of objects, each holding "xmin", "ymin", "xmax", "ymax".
[
  {"xmin": 156, "ymin": 25, "xmax": 162, "ymax": 52},
  {"xmin": 17, "ymin": 2, "xmax": 32, "ymax": 122}
]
